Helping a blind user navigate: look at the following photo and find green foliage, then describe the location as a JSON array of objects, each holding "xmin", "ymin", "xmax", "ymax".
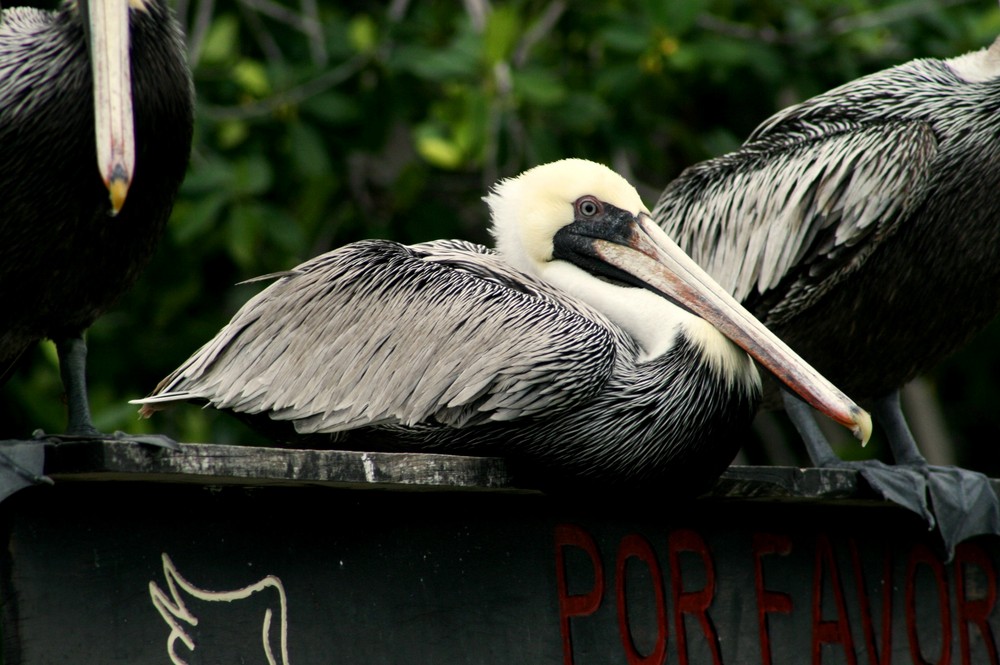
[{"xmin": 3, "ymin": 0, "xmax": 1000, "ymax": 472}]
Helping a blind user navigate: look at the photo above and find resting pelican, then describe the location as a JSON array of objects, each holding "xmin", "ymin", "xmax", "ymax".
[
  {"xmin": 135, "ymin": 159, "xmax": 869, "ymax": 492},
  {"xmin": 0, "ymin": 0, "xmax": 193, "ymax": 440},
  {"xmin": 653, "ymin": 37, "xmax": 1000, "ymax": 548}
]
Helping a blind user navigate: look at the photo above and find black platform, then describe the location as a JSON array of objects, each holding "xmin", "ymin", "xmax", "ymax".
[{"xmin": 1, "ymin": 440, "xmax": 997, "ymax": 664}]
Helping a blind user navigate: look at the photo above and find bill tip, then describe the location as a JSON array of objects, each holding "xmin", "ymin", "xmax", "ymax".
[
  {"xmin": 853, "ymin": 407, "xmax": 873, "ymax": 447},
  {"xmin": 107, "ymin": 165, "xmax": 131, "ymax": 215}
]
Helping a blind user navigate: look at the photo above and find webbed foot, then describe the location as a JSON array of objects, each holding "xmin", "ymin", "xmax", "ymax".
[
  {"xmin": 926, "ymin": 465, "xmax": 1000, "ymax": 559},
  {"xmin": 0, "ymin": 440, "xmax": 54, "ymax": 502},
  {"xmin": 782, "ymin": 389, "xmax": 1000, "ymax": 560},
  {"xmin": 33, "ymin": 429, "xmax": 179, "ymax": 450}
]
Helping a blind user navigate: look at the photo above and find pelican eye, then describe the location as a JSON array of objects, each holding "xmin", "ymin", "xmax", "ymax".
[{"xmin": 576, "ymin": 196, "xmax": 602, "ymax": 218}]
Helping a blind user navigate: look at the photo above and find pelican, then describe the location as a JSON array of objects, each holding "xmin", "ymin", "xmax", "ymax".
[
  {"xmin": 0, "ymin": 0, "xmax": 194, "ymax": 442},
  {"xmin": 653, "ymin": 37, "xmax": 1000, "ymax": 549},
  {"xmin": 135, "ymin": 159, "xmax": 869, "ymax": 492}
]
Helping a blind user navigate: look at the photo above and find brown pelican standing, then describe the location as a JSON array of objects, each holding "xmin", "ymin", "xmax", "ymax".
[
  {"xmin": 653, "ymin": 37, "xmax": 1000, "ymax": 550},
  {"xmin": 0, "ymin": 0, "xmax": 194, "ymax": 454},
  {"xmin": 135, "ymin": 159, "xmax": 869, "ymax": 492}
]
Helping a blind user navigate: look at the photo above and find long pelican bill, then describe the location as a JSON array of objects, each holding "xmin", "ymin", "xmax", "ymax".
[
  {"xmin": 88, "ymin": 0, "xmax": 135, "ymax": 215},
  {"xmin": 592, "ymin": 213, "xmax": 872, "ymax": 446}
]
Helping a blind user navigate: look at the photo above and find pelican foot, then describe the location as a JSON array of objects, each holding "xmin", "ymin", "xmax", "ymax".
[
  {"xmin": 849, "ymin": 460, "xmax": 1000, "ymax": 560},
  {"xmin": 0, "ymin": 441, "xmax": 54, "ymax": 503},
  {"xmin": 784, "ymin": 390, "xmax": 998, "ymax": 559},
  {"xmin": 32, "ymin": 429, "xmax": 180, "ymax": 450},
  {"xmin": 110, "ymin": 431, "xmax": 181, "ymax": 450},
  {"xmin": 926, "ymin": 465, "xmax": 1000, "ymax": 560},
  {"xmin": 850, "ymin": 460, "xmax": 935, "ymax": 527}
]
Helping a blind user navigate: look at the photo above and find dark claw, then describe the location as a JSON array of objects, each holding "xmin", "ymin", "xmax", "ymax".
[
  {"xmin": 33, "ymin": 429, "xmax": 180, "ymax": 451},
  {"xmin": 110, "ymin": 430, "xmax": 180, "ymax": 450},
  {"xmin": 32, "ymin": 428, "xmax": 101, "ymax": 443}
]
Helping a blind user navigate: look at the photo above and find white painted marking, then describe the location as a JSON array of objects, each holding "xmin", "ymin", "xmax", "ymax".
[
  {"xmin": 149, "ymin": 553, "xmax": 290, "ymax": 665},
  {"xmin": 362, "ymin": 453, "xmax": 377, "ymax": 482}
]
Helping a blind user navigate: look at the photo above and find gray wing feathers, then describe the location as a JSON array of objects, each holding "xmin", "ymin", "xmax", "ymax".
[
  {"xmin": 655, "ymin": 121, "xmax": 937, "ymax": 314},
  {"xmin": 139, "ymin": 240, "xmax": 617, "ymax": 434}
]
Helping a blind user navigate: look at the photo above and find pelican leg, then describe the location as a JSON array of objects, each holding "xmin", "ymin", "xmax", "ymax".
[
  {"xmin": 32, "ymin": 334, "xmax": 179, "ymax": 450},
  {"xmin": 782, "ymin": 389, "xmax": 934, "ymax": 526},
  {"xmin": 786, "ymin": 388, "xmax": 1000, "ymax": 558},
  {"xmin": 872, "ymin": 391, "xmax": 924, "ymax": 465},
  {"xmin": 57, "ymin": 333, "xmax": 101, "ymax": 436},
  {"xmin": 874, "ymin": 390, "xmax": 1000, "ymax": 559},
  {"xmin": 781, "ymin": 390, "xmax": 840, "ymax": 466}
]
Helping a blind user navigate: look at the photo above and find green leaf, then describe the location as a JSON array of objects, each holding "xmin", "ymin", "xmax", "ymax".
[
  {"xmin": 289, "ymin": 121, "xmax": 332, "ymax": 178},
  {"xmin": 226, "ymin": 203, "xmax": 263, "ymax": 269},
  {"xmin": 262, "ymin": 205, "xmax": 307, "ymax": 255},
  {"xmin": 199, "ymin": 14, "xmax": 240, "ymax": 66},
  {"xmin": 556, "ymin": 92, "xmax": 609, "ymax": 131},
  {"xmin": 233, "ymin": 59, "xmax": 271, "ymax": 97},
  {"xmin": 483, "ymin": 6, "xmax": 520, "ymax": 65},
  {"xmin": 450, "ymin": 86, "xmax": 487, "ymax": 158},
  {"xmin": 179, "ymin": 157, "xmax": 234, "ymax": 195},
  {"xmin": 600, "ymin": 22, "xmax": 648, "ymax": 55},
  {"xmin": 217, "ymin": 119, "xmax": 249, "ymax": 149},
  {"xmin": 301, "ymin": 92, "xmax": 361, "ymax": 125},
  {"xmin": 170, "ymin": 193, "xmax": 228, "ymax": 244},
  {"xmin": 414, "ymin": 125, "xmax": 463, "ymax": 169},
  {"xmin": 232, "ymin": 156, "xmax": 274, "ymax": 196},
  {"xmin": 648, "ymin": 0, "xmax": 707, "ymax": 35},
  {"xmin": 393, "ymin": 34, "xmax": 479, "ymax": 81},
  {"xmin": 348, "ymin": 14, "xmax": 378, "ymax": 55},
  {"xmin": 514, "ymin": 68, "xmax": 566, "ymax": 107}
]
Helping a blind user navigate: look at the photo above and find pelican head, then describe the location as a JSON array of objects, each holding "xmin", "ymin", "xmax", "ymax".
[
  {"xmin": 487, "ymin": 158, "xmax": 872, "ymax": 445},
  {"xmin": 488, "ymin": 158, "xmax": 647, "ymax": 272}
]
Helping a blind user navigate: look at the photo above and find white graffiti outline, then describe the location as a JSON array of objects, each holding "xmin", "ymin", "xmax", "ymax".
[{"xmin": 149, "ymin": 552, "xmax": 290, "ymax": 665}]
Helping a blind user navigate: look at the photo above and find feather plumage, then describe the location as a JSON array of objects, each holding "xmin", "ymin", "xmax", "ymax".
[
  {"xmin": 0, "ymin": 0, "xmax": 193, "ymax": 404},
  {"xmin": 138, "ymin": 159, "xmax": 872, "ymax": 491},
  {"xmin": 655, "ymin": 38, "xmax": 1000, "ymax": 403},
  {"xmin": 139, "ymin": 237, "xmax": 758, "ymax": 490}
]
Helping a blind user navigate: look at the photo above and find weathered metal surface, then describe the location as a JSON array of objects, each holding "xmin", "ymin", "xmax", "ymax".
[
  {"xmin": 35, "ymin": 440, "xmax": 887, "ymax": 500},
  {"xmin": 40, "ymin": 440, "xmax": 521, "ymax": 492},
  {"xmin": 0, "ymin": 440, "xmax": 997, "ymax": 665}
]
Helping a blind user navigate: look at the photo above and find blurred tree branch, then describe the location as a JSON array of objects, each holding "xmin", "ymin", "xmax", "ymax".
[
  {"xmin": 199, "ymin": 56, "xmax": 367, "ymax": 120},
  {"xmin": 697, "ymin": 0, "xmax": 979, "ymax": 45}
]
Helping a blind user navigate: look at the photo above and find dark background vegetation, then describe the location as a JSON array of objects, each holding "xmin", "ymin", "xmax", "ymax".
[{"xmin": 3, "ymin": 0, "xmax": 999, "ymax": 472}]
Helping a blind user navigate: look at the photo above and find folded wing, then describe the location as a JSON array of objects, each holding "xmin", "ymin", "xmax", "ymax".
[{"xmin": 137, "ymin": 239, "xmax": 619, "ymax": 435}]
